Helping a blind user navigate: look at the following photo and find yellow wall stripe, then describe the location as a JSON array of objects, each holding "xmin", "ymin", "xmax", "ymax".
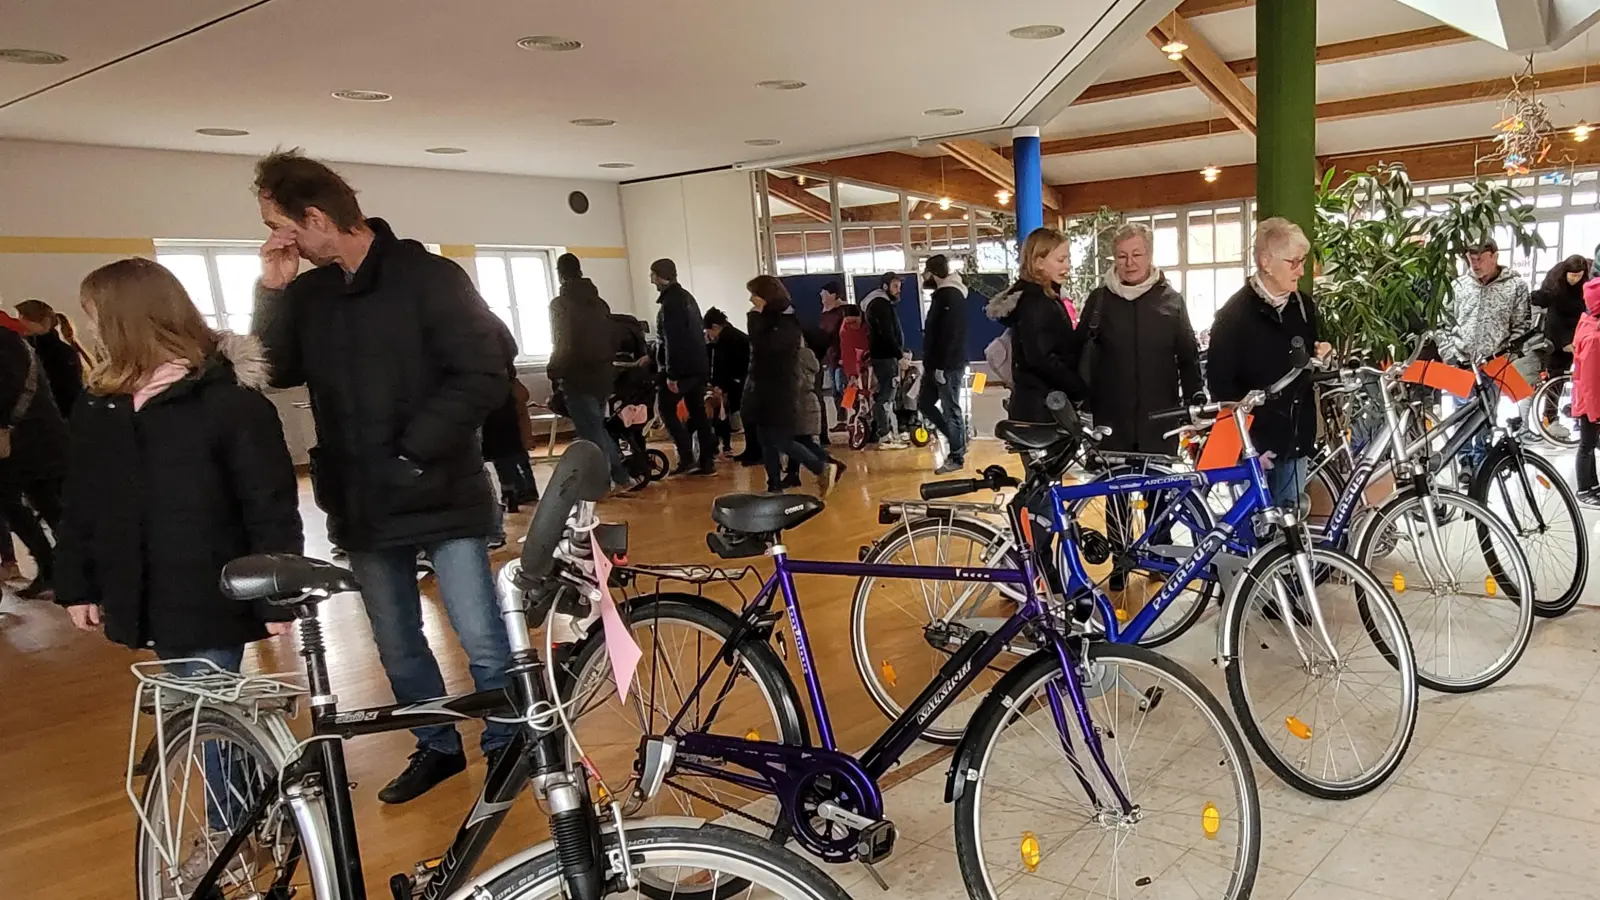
[
  {"xmin": 439, "ymin": 244, "xmax": 476, "ymax": 259},
  {"xmin": 567, "ymin": 245, "xmax": 628, "ymax": 259},
  {"xmin": 0, "ymin": 236, "xmax": 157, "ymax": 255}
]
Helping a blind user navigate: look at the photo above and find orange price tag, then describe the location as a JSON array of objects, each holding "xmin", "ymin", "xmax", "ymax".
[
  {"xmin": 842, "ymin": 385, "xmax": 858, "ymax": 409},
  {"xmin": 676, "ymin": 399, "xmax": 689, "ymax": 421},
  {"xmin": 1398, "ymin": 359, "xmax": 1475, "ymax": 399},
  {"xmin": 1196, "ymin": 414, "xmax": 1255, "ymax": 471},
  {"xmin": 1481, "ymin": 355, "xmax": 1534, "ymax": 402}
]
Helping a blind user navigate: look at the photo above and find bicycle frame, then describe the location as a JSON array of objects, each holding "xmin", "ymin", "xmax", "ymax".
[{"xmin": 658, "ymin": 502, "xmax": 1136, "ymax": 861}]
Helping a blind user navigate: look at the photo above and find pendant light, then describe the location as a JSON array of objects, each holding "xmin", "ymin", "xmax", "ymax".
[{"xmin": 1160, "ymin": 11, "xmax": 1188, "ymax": 60}]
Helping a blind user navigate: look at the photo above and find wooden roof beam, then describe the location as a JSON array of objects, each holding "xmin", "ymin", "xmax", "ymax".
[
  {"xmin": 1077, "ymin": 25, "xmax": 1473, "ymax": 105},
  {"xmin": 1176, "ymin": 0, "xmax": 1254, "ymax": 15},
  {"xmin": 940, "ymin": 139, "xmax": 1062, "ymax": 210},
  {"xmin": 1149, "ymin": 12, "xmax": 1257, "ymax": 134},
  {"xmin": 766, "ymin": 177, "xmax": 831, "ymax": 223}
]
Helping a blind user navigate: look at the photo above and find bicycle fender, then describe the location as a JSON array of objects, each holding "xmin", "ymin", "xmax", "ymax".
[{"xmin": 943, "ymin": 652, "xmax": 1060, "ymax": 804}]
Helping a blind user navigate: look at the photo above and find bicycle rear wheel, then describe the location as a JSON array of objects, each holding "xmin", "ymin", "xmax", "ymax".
[
  {"xmin": 1470, "ymin": 445, "xmax": 1587, "ymax": 616},
  {"xmin": 134, "ymin": 707, "xmax": 304, "ymax": 900},
  {"xmin": 1534, "ymin": 375, "xmax": 1579, "ymax": 446},
  {"xmin": 1356, "ymin": 489, "xmax": 1533, "ymax": 692},
  {"xmin": 472, "ymin": 823, "xmax": 853, "ymax": 900},
  {"xmin": 953, "ymin": 643, "xmax": 1260, "ymax": 900},
  {"xmin": 851, "ymin": 515, "xmax": 1021, "ymax": 744},
  {"xmin": 1222, "ymin": 544, "xmax": 1417, "ymax": 799}
]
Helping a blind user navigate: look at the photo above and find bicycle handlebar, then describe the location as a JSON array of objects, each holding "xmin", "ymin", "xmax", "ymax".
[
  {"xmin": 518, "ymin": 440, "xmax": 610, "ymax": 583},
  {"xmin": 919, "ymin": 465, "xmax": 1020, "ymax": 500}
]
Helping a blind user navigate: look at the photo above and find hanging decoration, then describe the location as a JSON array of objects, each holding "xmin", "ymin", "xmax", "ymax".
[{"xmin": 1480, "ymin": 56, "xmax": 1567, "ymax": 176}]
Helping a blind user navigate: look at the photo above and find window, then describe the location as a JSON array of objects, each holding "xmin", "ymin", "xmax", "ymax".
[
  {"xmin": 154, "ymin": 242, "xmax": 264, "ymax": 333},
  {"xmin": 474, "ymin": 248, "xmax": 557, "ymax": 360}
]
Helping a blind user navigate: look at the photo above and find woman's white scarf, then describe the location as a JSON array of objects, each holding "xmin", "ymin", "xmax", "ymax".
[{"xmin": 1104, "ymin": 268, "xmax": 1161, "ymax": 300}]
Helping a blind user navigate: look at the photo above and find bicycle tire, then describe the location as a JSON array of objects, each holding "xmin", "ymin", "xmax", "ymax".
[
  {"xmin": 646, "ymin": 449, "xmax": 670, "ymax": 482},
  {"xmin": 952, "ymin": 643, "xmax": 1260, "ymax": 900},
  {"xmin": 1533, "ymin": 376, "xmax": 1580, "ymax": 447},
  {"xmin": 1074, "ymin": 463, "xmax": 1218, "ymax": 647},
  {"xmin": 134, "ymin": 706, "xmax": 302, "ymax": 900},
  {"xmin": 1221, "ymin": 544, "xmax": 1417, "ymax": 799},
  {"xmin": 1469, "ymin": 444, "xmax": 1587, "ymax": 617},
  {"xmin": 851, "ymin": 515, "xmax": 1020, "ymax": 744},
  {"xmin": 561, "ymin": 592, "xmax": 807, "ymax": 878},
  {"xmin": 469, "ymin": 823, "xmax": 854, "ymax": 900},
  {"xmin": 1354, "ymin": 488, "xmax": 1533, "ymax": 693}
]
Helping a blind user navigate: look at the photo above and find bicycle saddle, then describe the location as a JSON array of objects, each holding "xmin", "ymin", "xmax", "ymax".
[
  {"xmin": 995, "ymin": 420, "xmax": 1070, "ymax": 451},
  {"xmin": 711, "ymin": 493, "xmax": 825, "ymax": 535},
  {"xmin": 220, "ymin": 554, "xmax": 360, "ymax": 604}
]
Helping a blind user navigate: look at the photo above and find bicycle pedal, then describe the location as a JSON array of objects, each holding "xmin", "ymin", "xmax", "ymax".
[{"xmin": 855, "ymin": 819, "xmax": 897, "ymax": 865}]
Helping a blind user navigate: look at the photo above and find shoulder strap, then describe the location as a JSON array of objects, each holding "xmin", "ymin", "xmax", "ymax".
[
  {"xmin": 9, "ymin": 344, "xmax": 37, "ymax": 424},
  {"xmin": 1087, "ymin": 293, "xmax": 1104, "ymax": 333}
]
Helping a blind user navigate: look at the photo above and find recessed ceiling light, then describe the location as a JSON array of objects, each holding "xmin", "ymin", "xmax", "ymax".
[
  {"xmin": 1008, "ymin": 25, "xmax": 1066, "ymax": 40},
  {"xmin": 924, "ymin": 107, "xmax": 965, "ymax": 117},
  {"xmin": 332, "ymin": 89, "xmax": 392, "ymax": 102},
  {"xmin": 570, "ymin": 117, "xmax": 616, "ymax": 127},
  {"xmin": 756, "ymin": 80, "xmax": 807, "ymax": 91},
  {"xmin": 426, "ymin": 147, "xmax": 468, "ymax": 154},
  {"xmin": 518, "ymin": 36, "xmax": 583, "ymax": 52},
  {"xmin": 745, "ymin": 138, "xmax": 782, "ymax": 147},
  {"xmin": 0, "ymin": 49, "xmax": 68, "ymax": 65},
  {"xmin": 598, "ymin": 162, "xmax": 635, "ymax": 169},
  {"xmin": 195, "ymin": 127, "xmax": 249, "ymax": 137}
]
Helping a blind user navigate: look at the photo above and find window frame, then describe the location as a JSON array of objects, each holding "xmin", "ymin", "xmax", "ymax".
[
  {"xmin": 153, "ymin": 239, "xmax": 266, "ymax": 334},
  {"xmin": 472, "ymin": 246, "xmax": 561, "ymax": 364}
]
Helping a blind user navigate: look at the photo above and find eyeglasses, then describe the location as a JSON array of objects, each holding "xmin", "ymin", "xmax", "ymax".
[{"xmin": 1284, "ymin": 255, "xmax": 1307, "ymax": 268}]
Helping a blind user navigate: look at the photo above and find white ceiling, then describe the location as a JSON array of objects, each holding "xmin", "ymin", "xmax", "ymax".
[
  {"xmin": 1040, "ymin": 0, "xmax": 1600, "ymax": 185},
  {"xmin": 0, "ymin": 0, "xmax": 1150, "ymax": 181}
]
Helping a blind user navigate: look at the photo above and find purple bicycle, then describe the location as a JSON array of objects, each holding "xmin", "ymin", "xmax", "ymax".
[{"xmin": 558, "ymin": 467, "xmax": 1261, "ymax": 900}]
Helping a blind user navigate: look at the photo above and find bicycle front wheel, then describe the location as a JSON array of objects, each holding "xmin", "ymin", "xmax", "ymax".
[
  {"xmin": 1534, "ymin": 375, "xmax": 1580, "ymax": 447},
  {"xmin": 1223, "ymin": 544, "xmax": 1418, "ymax": 799},
  {"xmin": 473, "ymin": 823, "xmax": 853, "ymax": 900},
  {"xmin": 954, "ymin": 644, "xmax": 1260, "ymax": 900},
  {"xmin": 1356, "ymin": 489, "xmax": 1533, "ymax": 692},
  {"xmin": 1470, "ymin": 445, "xmax": 1587, "ymax": 617}
]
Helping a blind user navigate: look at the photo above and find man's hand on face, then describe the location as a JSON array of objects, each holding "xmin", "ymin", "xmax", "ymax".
[{"xmin": 260, "ymin": 233, "xmax": 300, "ymax": 290}]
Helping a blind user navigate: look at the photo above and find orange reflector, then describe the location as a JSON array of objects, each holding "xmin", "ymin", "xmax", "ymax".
[
  {"xmin": 746, "ymin": 728, "xmax": 761, "ymax": 741},
  {"xmin": 1286, "ymin": 716, "xmax": 1313, "ymax": 740},
  {"xmin": 1132, "ymin": 497, "xmax": 1148, "ymax": 511},
  {"xmin": 1392, "ymin": 572, "xmax": 1406, "ymax": 593},
  {"xmin": 1537, "ymin": 475, "xmax": 1552, "ymax": 489},
  {"xmin": 971, "ymin": 372, "xmax": 987, "ymax": 394},
  {"xmin": 1114, "ymin": 607, "xmax": 1130, "ymax": 623},
  {"xmin": 881, "ymin": 660, "xmax": 898, "ymax": 687},
  {"xmin": 1202, "ymin": 802, "xmax": 1221, "ymax": 839},
  {"xmin": 1020, "ymin": 831, "xmax": 1041, "ymax": 872},
  {"xmin": 1485, "ymin": 576, "xmax": 1498, "ymax": 597}
]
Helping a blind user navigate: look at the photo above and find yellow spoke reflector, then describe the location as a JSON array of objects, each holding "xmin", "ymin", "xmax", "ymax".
[
  {"xmin": 1392, "ymin": 572, "xmax": 1406, "ymax": 593},
  {"xmin": 1286, "ymin": 716, "xmax": 1313, "ymax": 740},
  {"xmin": 746, "ymin": 728, "xmax": 761, "ymax": 741},
  {"xmin": 1133, "ymin": 498, "xmax": 1149, "ymax": 511},
  {"xmin": 1115, "ymin": 607, "xmax": 1130, "ymax": 623},
  {"xmin": 1485, "ymin": 576, "xmax": 1498, "ymax": 597},
  {"xmin": 1537, "ymin": 474, "xmax": 1552, "ymax": 489},
  {"xmin": 1020, "ymin": 831, "xmax": 1041, "ymax": 872},
  {"xmin": 1202, "ymin": 802, "xmax": 1221, "ymax": 839},
  {"xmin": 881, "ymin": 661, "xmax": 898, "ymax": 687}
]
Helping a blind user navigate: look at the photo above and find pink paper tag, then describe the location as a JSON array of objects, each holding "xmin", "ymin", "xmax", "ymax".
[{"xmin": 590, "ymin": 533, "xmax": 642, "ymax": 702}]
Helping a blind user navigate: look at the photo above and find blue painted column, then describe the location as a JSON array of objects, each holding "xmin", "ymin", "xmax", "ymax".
[{"xmin": 1012, "ymin": 126, "xmax": 1043, "ymax": 240}]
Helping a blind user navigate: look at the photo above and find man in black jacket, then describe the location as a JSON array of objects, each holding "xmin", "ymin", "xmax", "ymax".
[
  {"xmin": 651, "ymin": 259, "xmax": 716, "ymax": 475},
  {"xmin": 250, "ymin": 150, "xmax": 514, "ymax": 804},
  {"xmin": 919, "ymin": 256, "xmax": 970, "ymax": 473},
  {"xmin": 704, "ymin": 308, "xmax": 751, "ymax": 457},
  {"xmin": 15, "ymin": 300, "xmax": 83, "ymax": 418},
  {"xmin": 549, "ymin": 253, "xmax": 633, "ymax": 490},
  {"xmin": 861, "ymin": 272, "xmax": 906, "ymax": 447}
]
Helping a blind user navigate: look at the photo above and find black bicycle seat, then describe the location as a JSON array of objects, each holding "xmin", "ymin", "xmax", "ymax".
[
  {"xmin": 996, "ymin": 420, "xmax": 1070, "ymax": 451},
  {"xmin": 220, "ymin": 554, "xmax": 360, "ymax": 605},
  {"xmin": 711, "ymin": 493, "xmax": 825, "ymax": 535}
]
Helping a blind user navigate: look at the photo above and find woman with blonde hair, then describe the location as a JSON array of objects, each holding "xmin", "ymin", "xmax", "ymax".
[
  {"xmin": 57, "ymin": 257, "xmax": 303, "ymax": 673},
  {"xmin": 984, "ymin": 227, "xmax": 1084, "ymax": 421}
]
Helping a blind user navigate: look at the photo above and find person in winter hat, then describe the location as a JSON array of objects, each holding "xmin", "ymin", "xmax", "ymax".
[{"xmin": 919, "ymin": 254, "xmax": 971, "ymax": 473}]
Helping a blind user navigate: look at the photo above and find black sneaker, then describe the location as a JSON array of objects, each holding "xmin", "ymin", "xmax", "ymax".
[
  {"xmin": 780, "ymin": 473, "xmax": 802, "ymax": 489},
  {"xmin": 18, "ymin": 575, "xmax": 53, "ymax": 600},
  {"xmin": 1579, "ymin": 489, "xmax": 1600, "ymax": 509},
  {"xmin": 378, "ymin": 748, "xmax": 467, "ymax": 804}
]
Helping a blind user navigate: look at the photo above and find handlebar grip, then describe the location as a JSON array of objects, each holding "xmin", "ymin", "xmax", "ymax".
[
  {"xmin": 519, "ymin": 440, "xmax": 610, "ymax": 580},
  {"xmin": 1150, "ymin": 405, "xmax": 1192, "ymax": 423},
  {"xmin": 920, "ymin": 479, "xmax": 979, "ymax": 501},
  {"xmin": 1044, "ymin": 391, "xmax": 1083, "ymax": 433},
  {"xmin": 1309, "ymin": 369, "xmax": 1344, "ymax": 384}
]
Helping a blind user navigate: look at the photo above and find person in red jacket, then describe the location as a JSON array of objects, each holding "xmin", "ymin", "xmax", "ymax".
[{"xmin": 1569, "ymin": 278, "xmax": 1600, "ymax": 505}]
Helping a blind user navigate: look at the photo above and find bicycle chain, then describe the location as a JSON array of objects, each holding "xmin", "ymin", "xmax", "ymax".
[{"xmin": 662, "ymin": 777, "xmax": 777, "ymax": 830}]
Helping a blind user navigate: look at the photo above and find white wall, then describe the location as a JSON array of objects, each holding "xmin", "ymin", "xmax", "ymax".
[
  {"xmin": 0, "ymin": 138, "xmax": 634, "ymax": 317},
  {"xmin": 620, "ymin": 169, "xmax": 758, "ymax": 325}
]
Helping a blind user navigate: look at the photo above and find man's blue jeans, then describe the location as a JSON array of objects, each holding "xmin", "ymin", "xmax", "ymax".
[
  {"xmin": 565, "ymin": 390, "xmax": 630, "ymax": 486},
  {"xmin": 161, "ymin": 646, "xmax": 253, "ymax": 830},
  {"xmin": 1267, "ymin": 456, "xmax": 1309, "ymax": 512},
  {"xmin": 871, "ymin": 359, "xmax": 900, "ymax": 440},
  {"xmin": 919, "ymin": 365, "xmax": 968, "ymax": 463},
  {"xmin": 347, "ymin": 537, "xmax": 515, "ymax": 755}
]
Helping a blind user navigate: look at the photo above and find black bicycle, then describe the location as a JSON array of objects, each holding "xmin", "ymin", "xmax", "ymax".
[{"xmin": 127, "ymin": 441, "xmax": 847, "ymax": 900}]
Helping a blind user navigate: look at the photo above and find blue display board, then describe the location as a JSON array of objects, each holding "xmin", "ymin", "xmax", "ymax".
[
  {"xmin": 851, "ymin": 273, "xmax": 922, "ymax": 356},
  {"xmin": 778, "ymin": 274, "xmax": 841, "ymax": 333},
  {"xmin": 964, "ymin": 274, "xmax": 1011, "ymax": 364}
]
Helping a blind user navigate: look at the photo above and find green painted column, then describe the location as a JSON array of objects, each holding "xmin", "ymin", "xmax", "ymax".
[{"xmin": 1256, "ymin": 0, "xmax": 1317, "ymax": 286}]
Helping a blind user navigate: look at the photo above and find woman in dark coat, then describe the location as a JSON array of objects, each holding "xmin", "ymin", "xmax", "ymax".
[
  {"xmin": 57, "ymin": 258, "xmax": 303, "ymax": 666},
  {"xmin": 743, "ymin": 276, "xmax": 833, "ymax": 494},
  {"xmin": 985, "ymin": 228, "xmax": 1084, "ymax": 422}
]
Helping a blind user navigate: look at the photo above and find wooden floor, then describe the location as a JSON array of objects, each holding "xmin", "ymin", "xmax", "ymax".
[{"xmin": 0, "ymin": 436, "xmax": 1009, "ymax": 899}]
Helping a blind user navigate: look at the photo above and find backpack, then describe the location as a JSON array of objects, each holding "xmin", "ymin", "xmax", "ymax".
[{"xmin": 984, "ymin": 330, "xmax": 1013, "ymax": 385}]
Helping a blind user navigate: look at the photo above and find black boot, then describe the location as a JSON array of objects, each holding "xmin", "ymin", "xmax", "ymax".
[{"xmin": 378, "ymin": 748, "xmax": 467, "ymax": 804}]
